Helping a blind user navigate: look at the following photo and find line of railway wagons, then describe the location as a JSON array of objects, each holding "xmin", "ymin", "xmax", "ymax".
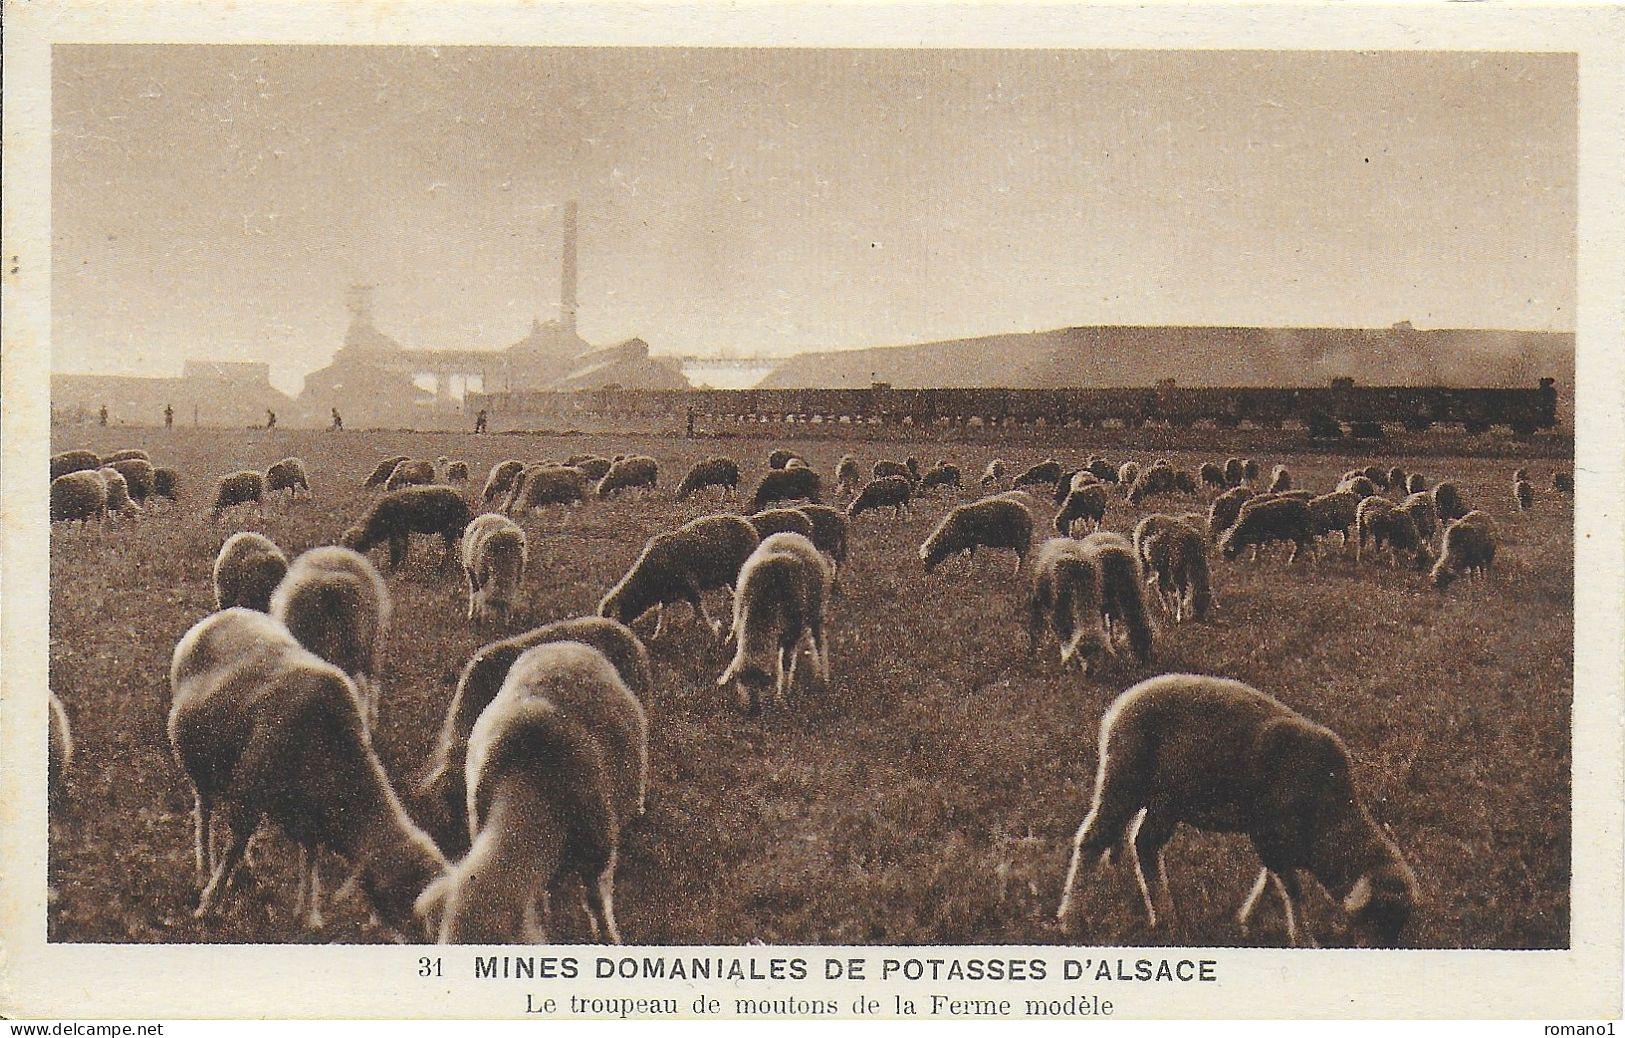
[{"xmin": 469, "ymin": 378, "xmax": 1559, "ymax": 437}]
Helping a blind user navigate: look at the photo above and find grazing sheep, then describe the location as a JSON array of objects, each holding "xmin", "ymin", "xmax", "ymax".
[
  {"xmin": 1387, "ymin": 466, "xmax": 1407, "ymax": 494},
  {"xmin": 1056, "ymin": 673, "xmax": 1417, "ymax": 947},
  {"xmin": 342, "ymin": 485, "xmax": 473, "ymax": 570},
  {"xmin": 1014, "ymin": 459, "xmax": 1063, "ymax": 489},
  {"xmin": 1431, "ymin": 511, "xmax": 1497, "ymax": 590},
  {"xmin": 766, "ymin": 448, "xmax": 801, "ymax": 470},
  {"xmin": 1354, "ymin": 497, "xmax": 1432, "ymax": 570},
  {"xmin": 834, "ymin": 454, "xmax": 863, "ymax": 498},
  {"xmin": 364, "ymin": 456, "xmax": 410, "ymax": 488},
  {"xmin": 504, "ymin": 464, "xmax": 588, "ymax": 515},
  {"xmin": 751, "ymin": 465, "xmax": 822, "ymax": 512},
  {"xmin": 981, "ymin": 459, "xmax": 1007, "ymax": 488},
  {"xmin": 597, "ymin": 455, "xmax": 659, "ymax": 497},
  {"xmin": 50, "ymin": 470, "xmax": 108, "ymax": 524},
  {"xmin": 795, "ymin": 503, "xmax": 851, "ymax": 572},
  {"xmin": 749, "ymin": 507, "xmax": 816, "ymax": 542},
  {"xmin": 1118, "ymin": 461, "xmax": 1142, "ymax": 489},
  {"xmin": 168, "ymin": 608, "xmax": 449, "ymax": 935},
  {"xmin": 483, "ymin": 460, "xmax": 526, "ymax": 503},
  {"xmin": 1219, "ymin": 497, "xmax": 1315, "ymax": 564},
  {"xmin": 846, "ymin": 475, "xmax": 913, "ymax": 520},
  {"xmin": 270, "ymin": 546, "xmax": 391, "ymax": 729},
  {"xmin": 570, "ymin": 456, "xmax": 614, "ymax": 481},
  {"xmin": 1051, "ymin": 470, "xmax": 1084, "ymax": 505},
  {"xmin": 675, "ymin": 456, "xmax": 742, "ymax": 501},
  {"xmin": 599, "ymin": 514, "xmax": 760, "ymax": 639},
  {"xmin": 461, "ymin": 514, "xmax": 529, "ymax": 627},
  {"xmin": 920, "ymin": 496, "xmax": 1035, "ymax": 575},
  {"xmin": 1087, "ymin": 456, "xmax": 1118, "ymax": 483},
  {"xmin": 151, "ymin": 467, "xmax": 180, "ymax": 502},
  {"xmin": 210, "ymin": 471, "xmax": 265, "ymax": 518},
  {"xmin": 103, "ymin": 448, "xmax": 149, "ymax": 464},
  {"xmin": 1398, "ymin": 492, "xmax": 1438, "ymax": 542},
  {"xmin": 1514, "ymin": 478, "xmax": 1534, "ymax": 512},
  {"xmin": 1361, "ymin": 465, "xmax": 1390, "ymax": 489},
  {"xmin": 1307, "ymin": 490, "xmax": 1363, "ymax": 549},
  {"xmin": 718, "ymin": 533, "xmax": 832, "ymax": 714},
  {"xmin": 1199, "ymin": 462, "xmax": 1227, "ymax": 489},
  {"xmin": 213, "ymin": 532, "xmax": 290, "ymax": 612},
  {"xmin": 1552, "ymin": 470, "xmax": 1574, "ymax": 493},
  {"xmin": 1335, "ymin": 475, "xmax": 1378, "ymax": 499},
  {"xmin": 265, "ymin": 457, "xmax": 311, "ymax": 498},
  {"xmin": 418, "ymin": 616, "xmax": 651, "ymax": 857},
  {"xmin": 1431, "ymin": 480, "xmax": 1469, "ymax": 522},
  {"xmin": 99, "ymin": 467, "xmax": 137, "ymax": 515},
  {"xmin": 1171, "ymin": 469, "xmax": 1198, "ymax": 496},
  {"xmin": 1027, "ymin": 538, "xmax": 1110, "ymax": 674},
  {"xmin": 387, "ymin": 459, "xmax": 437, "ymax": 493},
  {"xmin": 920, "ymin": 462, "xmax": 962, "ymax": 494},
  {"xmin": 416, "ymin": 641, "xmax": 648, "ymax": 944},
  {"xmin": 1207, "ymin": 486, "xmax": 1254, "ymax": 544},
  {"xmin": 1242, "ymin": 458, "xmax": 1260, "ymax": 484},
  {"xmin": 1135, "ymin": 518, "xmax": 1211, "ymax": 623},
  {"xmin": 446, "ymin": 461, "xmax": 470, "ymax": 483},
  {"xmin": 1405, "ymin": 472, "xmax": 1428, "ymax": 495},
  {"xmin": 107, "ymin": 458, "xmax": 156, "ymax": 503},
  {"xmin": 1080, "ymin": 532, "xmax": 1156, "ymax": 663},
  {"xmin": 1513, "ymin": 467, "xmax": 1530, "ymax": 483},
  {"xmin": 1127, "ymin": 464, "xmax": 1181, "ymax": 506},
  {"xmin": 1054, "ymin": 482, "xmax": 1109, "ymax": 537},
  {"xmin": 872, "ymin": 456, "xmax": 919, "ymax": 483},
  {"xmin": 1266, "ymin": 464, "xmax": 1292, "ymax": 494},
  {"xmin": 51, "ymin": 449, "xmax": 102, "ymax": 481},
  {"xmin": 1222, "ymin": 457, "xmax": 1244, "ymax": 487},
  {"xmin": 49, "ymin": 691, "xmax": 73, "ymax": 810}
]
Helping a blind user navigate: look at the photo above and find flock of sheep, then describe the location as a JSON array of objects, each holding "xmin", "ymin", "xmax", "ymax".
[{"xmin": 46, "ymin": 441, "xmax": 1571, "ymax": 947}]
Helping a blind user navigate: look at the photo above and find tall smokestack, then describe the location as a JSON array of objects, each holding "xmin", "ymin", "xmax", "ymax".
[{"xmin": 561, "ymin": 200, "xmax": 578, "ymax": 336}]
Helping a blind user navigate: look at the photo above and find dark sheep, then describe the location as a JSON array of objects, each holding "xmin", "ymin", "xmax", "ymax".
[
  {"xmin": 1335, "ymin": 475, "xmax": 1378, "ymax": 499},
  {"xmin": 795, "ymin": 503, "xmax": 851, "ymax": 570},
  {"xmin": 749, "ymin": 507, "xmax": 816, "ymax": 542},
  {"xmin": 387, "ymin": 459, "xmax": 437, "ymax": 493},
  {"xmin": 1080, "ymin": 531, "xmax": 1155, "ymax": 663},
  {"xmin": 1242, "ymin": 458, "xmax": 1260, "ymax": 484},
  {"xmin": 445, "ymin": 461, "xmax": 470, "ymax": 483},
  {"xmin": 872, "ymin": 457, "xmax": 919, "ymax": 483},
  {"xmin": 920, "ymin": 496, "xmax": 1034, "ymax": 575},
  {"xmin": 1199, "ymin": 462, "xmax": 1227, "ymax": 489},
  {"xmin": 1026, "ymin": 538, "xmax": 1110, "ymax": 674},
  {"xmin": 1307, "ymin": 491, "xmax": 1363, "ymax": 550},
  {"xmin": 100, "ymin": 468, "xmax": 136, "ymax": 515},
  {"xmin": 597, "ymin": 456, "xmax": 659, "ymax": 497},
  {"xmin": 980, "ymin": 459, "xmax": 1007, "ymax": 488},
  {"xmin": 1398, "ymin": 492, "xmax": 1438, "ymax": 542},
  {"xmin": 1514, "ymin": 478, "xmax": 1534, "ymax": 512},
  {"xmin": 1432, "ymin": 511, "xmax": 1497, "ymax": 590},
  {"xmin": 1054, "ymin": 482, "xmax": 1108, "ymax": 537},
  {"xmin": 1552, "ymin": 471, "xmax": 1573, "ymax": 493},
  {"xmin": 1362, "ymin": 465, "xmax": 1389, "ymax": 489},
  {"xmin": 265, "ymin": 457, "xmax": 310, "ymax": 498},
  {"xmin": 151, "ymin": 467, "xmax": 181, "ymax": 502},
  {"xmin": 1207, "ymin": 486, "xmax": 1254, "ymax": 544},
  {"xmin": 103, "ymin": 448, "xmax": 149, "ymax": 464},
  {"xmin": 1135, "ymin": 518, "xmax": 1211, "ymax": 623},
  {"xmin": 505, "ymin": 464, "xmax": 588, "ymax": 514},
  {"xmin": 834, "ymin": 455, "xmax": 863, "ymax": 497},
  {"xmin": 752, "ymin": 465, "xmax": 822, "ymax": 512},
  {"xmin": 106, "ymin": 458, "xmax": 156, "ymax": 503},
  {"xmin": 920, "ymin": 463, "xmax": 962, "ymax": 494},
  {"xmin": 1056, "ymin": 673, "xmax": 1417, "ymax": 947},
  {"xmin": 1387, "ymin": 467, "xmax": 1408, "ymax": 494},
  {"xmin": 1223, "ymin": 457, "xmax": 1244, "ymax": 487},
  {"xmin": 213, "ymin": 532, "xmax": 290, "ymax": 612},
  {"xmin": 210, "ymin": 471, "xmax": 265, "ymax": 518},
  {"xmin": 1431, "ymin": 480, "xmax": 1469, "ymax": 522},
  {"xmin": 767, "ymin": 449, "xmax": 801, "ymax": 470},
  {"xmin": 846, "ymin": 475, "xmax": 913, "ymax": 520},
  {"xmin": 676, "ymin": 456, "xmax": 742, "ymax": 501},
  {"xmin": 571, "ymin": 456, "xmax": 614, "ymax": 481},
  {"xmin": 1355, "ymin": 497, "xmax": 1432, "ymax": 570},
  {"xmin": 1266, "ymin": 465, "xmax": 1293, "ymax": 494},
  {"xmin": 417, "ymin": 615, "xmax": 652, "ymax": 858},
  {"xmin": 598, "ymin": 514, "xmax": 761, "ymax": 639},
  {"xmin": 1127, "ymin": 464, "xmax": 1180, "ymax": 506},
  {"xmin": 51, "ymin": 470, "xmax": 107, "ymax": 524},
  {"xmin": 363, "ymin": 455, "xmax": 410, "ymax": 488},
  {"xmin": 51, "ymin": 450, "xmax": 102, "ymax": 481},
  {"xmin": 1087, "ymin": 456, "xmax": 1118, "ymax": 483},
  {"xmin": 1219, "ymin": 497, "xmax": 1315, "ymax": 564},
  {"xmin": 483, "ymin": 460, "xmax": 527, "ymax": 503},
  {"xmin": 1014, "ymin": 459, "xmax": 1063, "ymax": 488},
  {"xmin": 1405, "ymin": 473, "xmax": 1428, "ymax": 495},
  {"xmin": 341, "ymin": 485, "xmax": 472, "ymax": 570}
]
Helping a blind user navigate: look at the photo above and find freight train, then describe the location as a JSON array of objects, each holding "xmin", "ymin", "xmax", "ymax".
[{"xmin": 469, "ymin": 378, "xmax": 1559, "ymax": 437}]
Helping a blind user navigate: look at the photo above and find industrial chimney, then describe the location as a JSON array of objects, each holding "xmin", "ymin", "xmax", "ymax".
[{"xmin": 561, "ymin": 201, "xmax": 578, "ymax": 336}]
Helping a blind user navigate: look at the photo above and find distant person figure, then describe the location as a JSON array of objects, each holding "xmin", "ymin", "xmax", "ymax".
[
  {"xmin": 330, "ymin": 407, "xmax": 344, "ymax": 432},
  {"xmin": 98, "ymin": 405, "xmax": 109, "ymax": 427},
  {"xmin": 474, "ymin": 408, "xmax": 488, "ymax": 434},
  {"xmin": 686, "ymin": 406, "xmax": 696, "ymax": 438},
  {"xmin": 164, "ymin": 403, "xmax": 174, "ymax": 429},
  {"xmin": 266, "ymin": 409, "xmax": 277, "ymax": 430}
]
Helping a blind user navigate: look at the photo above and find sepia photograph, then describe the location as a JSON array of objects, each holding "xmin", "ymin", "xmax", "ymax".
[{"xmin": 5, "ymin": 0, "xmax": 1622, "ymax": 1022}]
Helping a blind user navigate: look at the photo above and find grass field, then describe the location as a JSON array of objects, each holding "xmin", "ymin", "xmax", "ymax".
[{"xmin": 45, "ymin": 426, "xmax": 1572, "ymax": 948}]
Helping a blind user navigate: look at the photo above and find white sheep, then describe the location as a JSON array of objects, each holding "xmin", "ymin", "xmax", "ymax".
[
  {"xmin": 415, "ymin": 641, "xmax": 648, "ymax": 944},
  {"xmin": 1056, "ymin": 673, "xmax": 1418, "ymax": 947},
  {"xmin": 168, "ymin": 608, "xmax": 449, "ymax": 935},
  {"xmin": 417, "ymin": 616, "xmax": 652, "ymax": 858},
  {"xmin": 1026, "ymin": 538, "xmax": 1111, "ymax": 674},
  {"xmin": 461, "ymin": 514, "xmax": 529, "ymax": 627},
  {"xmin": 1431, "ymin": 510, "xmax": 1497, "ymax": 590},
  {"xmin": 718, "ymin": 532, "xmax": 833, "ymax": 714},
  {"xmin": 213, "ymin": 532, "xmax": 290, "ymax": 613},
  {"xmin": 269, "ymin": 546, "xmax": 391, "ymax": 730},
  {"xmin": 599, "ymin": 514, "xmax": 761, "ymax": 639}
]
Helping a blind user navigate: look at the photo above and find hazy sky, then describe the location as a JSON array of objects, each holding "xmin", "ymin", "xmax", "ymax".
[{"xmin": 53, "ymin": 46, "xmax": 1576, "ymax": 395}]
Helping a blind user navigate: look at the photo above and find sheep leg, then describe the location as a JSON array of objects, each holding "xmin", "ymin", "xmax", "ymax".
[
  {"xmin": 652, "ymin": 604, "xmax": 668, "ymax": 640},
  {"xmin": 1236, "ymin": 867, "xmax": 1271, "ymax": 935},
  {"xmin": 1124, "ymin": 809, "xmax": 1161, "ymax": 929},
  {"xmin": 1271, "ymin": 871, "xmax": 1315, "ymax": 948},
  {"xmin": 195, "ymin": 815, "xmax": 256, "ymax": 919},
  {"xmin": 784, "ymin": 642, "xmax": 801, "ymax": 702},
  {"xmin": 295, "ymin": 843, "xmax": 324, "ymax": 930},
  {"xmin": 192, "ymin": 791, "xmax": 213, "ymax": 881},
  {"xmin": 1056, "ymin": 801, "xmax": 1134, "ymax": 928},
  {"xmin": 585, "ymin": 863, "xmax": 622, "ymax": 946},
  {"xmin": 1133, "ymin": 808, "xmax": 1180, "ymax": 929},
  {"xmin": 388, "ymin": 534, "xmax": 407, "ymax": 570},
  {"xmin": 692, "ymin": 592, "xmax": 722, "ymax": 638}
]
